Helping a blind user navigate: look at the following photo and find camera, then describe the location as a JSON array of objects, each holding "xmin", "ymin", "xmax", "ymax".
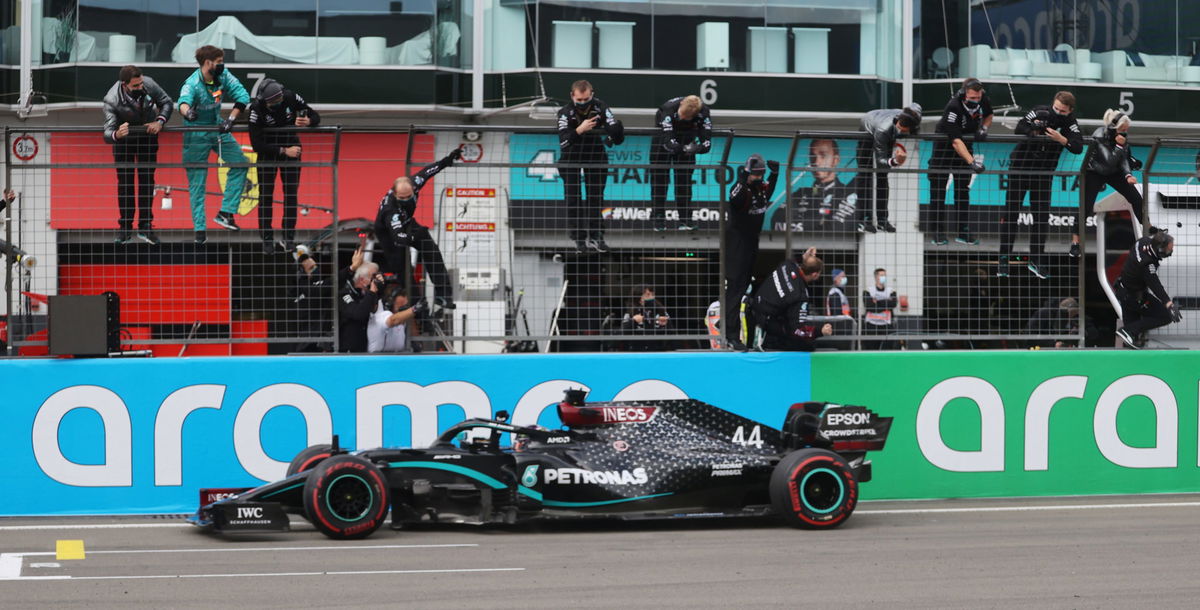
[{"xmin": 1031, "ymin": 108, "xmax": 1052, "ymax": 131}]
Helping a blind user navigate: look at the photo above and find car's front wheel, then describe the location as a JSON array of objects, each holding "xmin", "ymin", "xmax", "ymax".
[
  {"xmin": 287, "ymin": 444, "xmax": 333, "ymax": 477},
  {"xmin": 769, "ymin": 448, "xmax": 857, "ymax": 529},
  {"xmin": 303, "ymin": 454, "xmax": 389, "ymax": 540}
]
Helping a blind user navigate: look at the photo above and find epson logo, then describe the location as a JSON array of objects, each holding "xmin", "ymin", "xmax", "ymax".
[
  {"xmin": 544, "ymin": 467, "xmax": 648, "ymax": 485},
  {"xmin": 237, "ymin": 506, "xmax": 264, "ymax": 519},
  {"xmin": 827, "ymin": 412, "xmax": 872, "ymax": 426},
  {"xmin": 602, "ymin": 407, "xmax": 657, "ymax": 424}
]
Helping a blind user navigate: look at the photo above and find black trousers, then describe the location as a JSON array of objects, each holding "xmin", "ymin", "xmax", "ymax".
[
  {"xmin": 560, "ymin": 163, "xmax": 607, "ymax": 240},
  {"xmin": 853, "ymin": 141, "xmax": 890, "ymax": 224},
  {"xmin": 382, "ymin": 222, "xmax": 452, "ymax": 300},
  {"xmin": 258, "ymin": 160, "xmax": 301, "ymax": 240},
  {"xmin": 723, "ymin": 224, "xmax": 761, "ymax": 342},
  {"xmin": 1116, "ymin": 285, "xmax": 1173, "ymax": 336},
  {"xmin": 649, "ymin": 144, "xmax": 696, "ymax": 222},
  {"xmin": 928, "ymin": 161, "xmax": 972, "ymax": 236},
  {"xmin": 1001, "ymin": 172, "xmax": 1052, "ymax": 256},
  {"xmin": 1082, "ymin": 172, "xmax": 1145, "ymax": 227},
  {"xmin": 113, "ymin": 137, "xmax": 159, "ymax": 230}
]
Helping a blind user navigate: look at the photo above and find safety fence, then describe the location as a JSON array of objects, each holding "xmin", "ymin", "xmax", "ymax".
[{"xmin": 4, "ymin": 124, "xmax": 1198, "ymax": 354}]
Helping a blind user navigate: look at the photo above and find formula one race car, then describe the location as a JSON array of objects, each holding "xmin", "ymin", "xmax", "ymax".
[{"xmin": 191, "ymin": 389, "xmax": 892, "ymax": 539}]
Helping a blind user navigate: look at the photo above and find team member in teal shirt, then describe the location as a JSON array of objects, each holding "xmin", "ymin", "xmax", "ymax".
[{"xmin": 177, "ymin": 45, "xmax": 250, "ymax": 244}]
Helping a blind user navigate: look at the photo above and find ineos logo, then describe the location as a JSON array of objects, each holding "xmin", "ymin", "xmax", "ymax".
[{"xmin": 602, "ymin": 407, "xmax": 657, "ymax": 423}]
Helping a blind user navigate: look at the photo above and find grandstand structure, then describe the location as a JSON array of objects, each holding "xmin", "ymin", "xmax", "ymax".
[{"xmin": 4, "ymin": 0, "xmax": 1200, "ymax": 354}]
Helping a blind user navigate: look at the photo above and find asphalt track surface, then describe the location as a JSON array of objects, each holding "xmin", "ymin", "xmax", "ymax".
[{"xmin": 3, "ymin": 495, "xmax": 1199, "ymax": 608}]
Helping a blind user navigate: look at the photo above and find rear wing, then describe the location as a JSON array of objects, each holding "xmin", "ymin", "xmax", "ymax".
[{"xmin": 782, "ymin": 402, "xmax": 893, "ymax": 453}]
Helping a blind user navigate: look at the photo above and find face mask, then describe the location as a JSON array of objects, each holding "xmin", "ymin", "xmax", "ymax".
[
  {"xmin": 836, "ymin": 277, "xmax": 847, "ymax": 288},
  {"xmin": 211, "ymin": 63, "xmax": 225, "ymax": 77},
  {"xmin": 963, "ymin": 98, "xmax": 980, "ymax": 111},
  {"xmin": 128, "ymin": 88, "xmax": 145, "ymax": 99},
  {"xmin": 878, "ymin": 276, "xmax": 888, "ymax": 286},
  {"xmin": 643, "ymin": 298, "xmax": 655, "ymax": 305},
  {"xmin": 574, "ymin": 98, "xmax": 593, "ymax": 108},
  {"xmin": 1052, "ymin": 107, "xmax": 1069, "ymax": 116},
  {"xmin": 397, "ymin": 195, "xmax": 416, "ymax": 206}
]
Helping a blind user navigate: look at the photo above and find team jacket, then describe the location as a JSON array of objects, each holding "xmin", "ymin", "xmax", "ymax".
[
  {"xmin": 373, "ymin": 154, "xmax": 455, "ymax": 250},
  {"xmin": 931, "ymin": 93, "xmax": 993, "ymax": 165},
  {"xmin": 861, "ymin": 109, "xmax": 905, "ymax": 169},
  {"xmin": 248, "ymin": 90, "xmax": 321, "ymax": 160},
  {"xmin": 178, "ymin": 68, "xmax": 250, "ymax": 126},
  {"xmin": 102, "ymin": 76, "xmax": 174, "ymax": 144},
  {"xmin": 1085, "ymin": 126, "xmax": 1140, "ymax": 178},
  {"xmin": 1010, "ymin": 105, "xmax": 1083, "ymax": 169},
  {"xmin": 1119, "ymin": 236, "xmax": 1171, "ymax": 304},
  {"xmin": 654, "ymin": 97, "xmax": 713, "ymax": 154},
  {"xmin": 728, "ymin": 166, "xmax": 779, "ymax": 231},
  {"xmin": 557, "ymin": 98, "xmax": 624, "ymax": 163},
  {"xmin": 339, "ymin": 276, "xmax": 380, "ymax": 353},
  {"xmin": 753, "ymin": 259, "xmax": 815, "ymax": 336}
]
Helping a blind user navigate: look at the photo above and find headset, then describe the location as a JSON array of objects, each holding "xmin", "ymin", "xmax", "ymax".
[{"xmin": 1151, "ymin": 231, "xmax": 1174, "ymax": 259}]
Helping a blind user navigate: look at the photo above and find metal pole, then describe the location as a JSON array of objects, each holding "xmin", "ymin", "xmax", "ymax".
[
  {"xmin": 901, "ymin": 0, "xmax": 914, "ymax": 107},
  {"xmin": 783, "ymin": 131, "xmax": 801, "ymax": 259},
  {"xmin": 1076, "ymin": 141, "xmax": 1091, "ymax": 348},
  {"xmin": 331, "ymin": 127, "xmax": 341, "ymax": 352},
  {"xmin": 472, "ymin": 0, "xmax": 485, "ymax": 112},
  {"xmin": 18, "ymin": 0, "xmax": 33, "ymax": 115},
  {"xmin": 4, "ymin": 127, "xmax": 12, "ymax": 356}
]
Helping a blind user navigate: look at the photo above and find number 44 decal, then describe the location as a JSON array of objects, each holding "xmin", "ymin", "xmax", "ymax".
[{"xmin": 732, "ymin": 425, "xmax": 762, "ymax": 448}]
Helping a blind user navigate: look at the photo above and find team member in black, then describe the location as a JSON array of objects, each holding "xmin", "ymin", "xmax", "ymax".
[
  {"xmin": 724, "ymin": 154, "xmax": 779, "ymax": 348},
  {"xmin": 338, "ymin": 256, "xmax": 381, "ymax": 353},
  {"xmin": 1114, "ymin": 232, "xmax": 1180, "ymax": 349},
  {"xmin": 102, "ymin": 65, "xmax": 174, "ymax": 245},
  {"xmin": 557, "ymin": 80, "xmax": 624, "ymax": 253},
  {"xmin": 248, "ymin": 78, "xmax": 320, "ymax": 253},
  {"xmin": 749, "ymin": 248, "xmax": 833, "ymax": 351},
  {"xmin": 998, "ymin": 91, "xmax": 1083, "ymax": 279},
  {"xmin": 929, "ymin": 78, "xmax": 990, "ymax": 245},
  {"xmin": 1072, "ymin": 108, "xmax": 1144, "ymax": 258},
  {"xmin": 374, "ymin": 148, "xmax": 462, "ymax": 309},
  {"xmin": 852, "ymin": 104, "xmax": 922, "ymax": 233},
  {"xmin": 650, "ymin": 95, "xmax": 713, "ymax": 231}
]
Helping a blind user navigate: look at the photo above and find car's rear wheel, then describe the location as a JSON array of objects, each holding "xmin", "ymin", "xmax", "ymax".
[
  {"xmin": 287, "ymin": 444, "xmax": 333, "ymax": 477},
  {"xmin": 769, "ymin": 448, "xmax": 857, "ymax": 529},
  {"xmin": 303, "ymin": 454, "xmax": 389, "ymax": 540}
]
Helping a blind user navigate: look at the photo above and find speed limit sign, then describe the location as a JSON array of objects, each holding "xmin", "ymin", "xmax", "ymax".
[{"xmin": 12, "ymin": 134, "xmax": 38, "ymax": 162}]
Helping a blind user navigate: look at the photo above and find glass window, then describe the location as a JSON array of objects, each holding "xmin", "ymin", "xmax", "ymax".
[
  {"xmin": 71, "ymin": 0, "xmax": 191, "ymax": 64},
  {"xmin": 1, "ymin": 0, "xmax": 19, "ymax": 65},
  {"xmin": 526, "ymin": 1, "xmax": 651, "ymax": 70},
  {"xmin": 319, "ymin": 0, "xmax": 441, "ymax": 66},
  {"xmin": 195, "ymin": 2, "xmax": 319, "ymax": 64}
]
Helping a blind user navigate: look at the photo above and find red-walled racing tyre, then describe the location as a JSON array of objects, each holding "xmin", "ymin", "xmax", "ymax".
[
  {"xmin": 769, "ymin": 448, "xmax": 858, "ymax": 529},
  {"xmin": 303, "ymin": 454, "xmax": 389, "ymax": 540},
  {"xmin": 287, "ymin": 444, "xmax": 333, "ymax": 477}
]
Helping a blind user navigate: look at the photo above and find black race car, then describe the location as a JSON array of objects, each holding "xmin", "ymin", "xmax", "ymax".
[{"xmin": 191, "ymin": 389, "xmax": 891, "ymax": 539}]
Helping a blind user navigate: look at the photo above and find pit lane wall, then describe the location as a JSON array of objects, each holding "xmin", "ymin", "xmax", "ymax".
[{"xmin": 3, "ymin": 351, "xmax": 1198, "ymax": 515}]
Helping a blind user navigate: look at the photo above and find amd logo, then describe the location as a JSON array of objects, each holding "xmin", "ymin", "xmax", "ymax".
[{"xmin": 237, "ymin": 506, "xmax": 264, "ymax": 519}]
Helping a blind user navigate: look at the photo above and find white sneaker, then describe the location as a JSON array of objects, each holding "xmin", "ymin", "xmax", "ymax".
[{"xmin": 1115, "ymin": 328, "xmax": 1138, "ymax": 349}]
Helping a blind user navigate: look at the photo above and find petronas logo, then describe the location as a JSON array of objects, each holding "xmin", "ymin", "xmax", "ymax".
[{"xmin": 520, "ymin": 465, "xmax": 539, "ymax": 488}]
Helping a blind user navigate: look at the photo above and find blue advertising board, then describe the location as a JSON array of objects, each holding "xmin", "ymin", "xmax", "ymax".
[{"xmin": 1, "ymin": 352, "xmax": 810, "ymax": 515}]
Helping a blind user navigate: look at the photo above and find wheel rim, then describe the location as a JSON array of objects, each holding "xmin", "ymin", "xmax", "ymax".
[
  {"xmin": 325, "ymin": 474, "xmax": 375, "ymax": 521},
  {"xmin": 799, "ymin": 468, "xmax": 845, "ymax": 514}
]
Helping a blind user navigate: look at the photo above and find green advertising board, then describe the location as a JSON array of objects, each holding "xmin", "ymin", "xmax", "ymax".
[{"xmin": 811, "ymin": 351, "xmax": 1198, "ymax": 500}]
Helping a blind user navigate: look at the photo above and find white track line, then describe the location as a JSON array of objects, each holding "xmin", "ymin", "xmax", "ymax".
[
  {"xmin": 0, "ymin": 523, "xmax": 190, "ymax": 531},
  {"xmin": 857, "ymin": 500, "xmax": 1200, "ymax": 515},
  {"xmin": 16, "ymin": 567, "xmax": 526, "ymax": 582}
]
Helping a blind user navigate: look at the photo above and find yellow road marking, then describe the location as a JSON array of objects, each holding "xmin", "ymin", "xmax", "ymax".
[{"xmin": 55, "ymin": 540, "xmax": 85, "ymax": 560}]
